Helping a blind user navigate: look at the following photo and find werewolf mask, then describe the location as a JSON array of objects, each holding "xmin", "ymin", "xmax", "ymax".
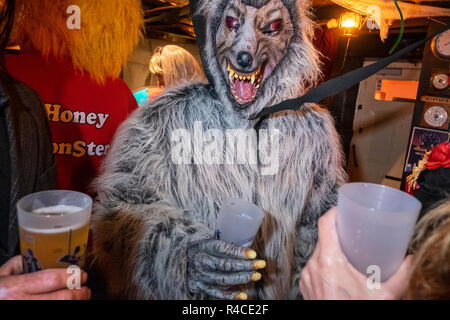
[
  {"xmin": 190, "ymin": 0, "xmax": 320, "ymax": 118},
  {"xmin": 216, "ymin": 0, "xmax": 294, "ymax": 106}
]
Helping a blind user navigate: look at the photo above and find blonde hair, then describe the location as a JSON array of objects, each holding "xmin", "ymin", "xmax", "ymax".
[
  {"xmin": 405, "ymin": 198, "xmax": 450, "ymax": 299},
  {"xmin": 11, "ymin": 0, "xmax": 143, "ymax": 84},
  {"xmin": 149, "ymin": 45, "xmax": 204, "ymax": 88}
]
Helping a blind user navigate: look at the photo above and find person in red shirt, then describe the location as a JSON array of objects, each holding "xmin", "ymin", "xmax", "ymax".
[
  {"xmin": 6, "ymin": 52, "xmax": 137, "ymax": 194},
  {"xmin": 5, "ymin": 0, "xmax": 143, "ymax": 195}
]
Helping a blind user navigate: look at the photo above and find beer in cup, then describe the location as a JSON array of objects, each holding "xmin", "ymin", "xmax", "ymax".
[{"xmin": 16, "ymin": 190, "xmax": 92, "ymax": 273}]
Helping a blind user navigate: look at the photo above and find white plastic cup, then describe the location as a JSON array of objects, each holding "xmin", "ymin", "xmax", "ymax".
[
  {"xmin": 215, "ymin": 198, "xmax": 265, "ymax": 247},
  {"xmin": 336, "ymin": 183, "xmax": 422, "ymax": 282}
]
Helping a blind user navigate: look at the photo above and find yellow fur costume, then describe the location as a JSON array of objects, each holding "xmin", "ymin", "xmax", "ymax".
[{"xmin": 12, "ymin": 0, "xmax": 143, "ymax": 84}]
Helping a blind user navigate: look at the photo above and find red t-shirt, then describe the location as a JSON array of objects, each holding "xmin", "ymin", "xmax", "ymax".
[{"xmin": 6, "ymin": 51, "xmax": 138, "ymax": 195}]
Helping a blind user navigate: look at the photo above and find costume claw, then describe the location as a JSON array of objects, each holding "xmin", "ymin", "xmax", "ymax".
[
  {"xmin": 251, "ymin": 272, "xmax": 262, "ymax": 281},
  {"xmin": 236, "ymin": 292, "xmax": 248, "ymax": 300},
  {"xmin": 254, "ymin": 260, "xmax": 266, "ymax": 270},
  {"xmin": 246, "ymin": 249, "xmax": 257, "ymax": 259}
]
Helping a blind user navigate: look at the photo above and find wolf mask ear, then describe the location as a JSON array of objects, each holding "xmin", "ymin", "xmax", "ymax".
[
  {"xmin": 189, "ymin": 0, "xmax": 207, "ymax": 42},
  {"xmin": 189, "ymin": 0, "xmax": 202, "ymax": 11},
  {"xmin": 189, "ymin": 0, "xmax": 213, "ymax": 85},
  {"xmin": 189, "ymin": 0, "xmax": 209, "ymax": 19}
]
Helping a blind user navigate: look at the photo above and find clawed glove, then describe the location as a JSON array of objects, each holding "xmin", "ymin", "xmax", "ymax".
[{"xmin": 187, "ymin": 239, "xmax": 266, "ymax": 300}]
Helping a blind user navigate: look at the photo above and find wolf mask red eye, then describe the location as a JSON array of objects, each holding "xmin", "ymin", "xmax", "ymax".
[
  {"xmin": 265, "ymin": 19, "xmax": 283, "ymax": 35},
  {"xmin": 226, "ymin": 16, "xmax": 240, "ymax": 31}
]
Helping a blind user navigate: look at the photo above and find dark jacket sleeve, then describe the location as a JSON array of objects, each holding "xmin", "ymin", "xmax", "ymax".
[
  {"xmin": 7, "ymin": 74, "xmax": 57, "ymax": 192},
  {"xmin": 0, "ymin": 71, "xmax": 57, "ymax": 262},
  {"xmin": 33, "ymin": 95, "xmax": 57, "ymax": 191}
]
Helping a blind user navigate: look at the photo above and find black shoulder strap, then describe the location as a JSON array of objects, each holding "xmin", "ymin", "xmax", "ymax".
[{"xmin": 251, "ymin": 26, "xmax": 449, "ymax": 120}]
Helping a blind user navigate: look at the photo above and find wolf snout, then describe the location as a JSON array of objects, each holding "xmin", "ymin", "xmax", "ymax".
[{"xmin": 237, "ymin": 51, "xmax": 253, "ymax": 69}]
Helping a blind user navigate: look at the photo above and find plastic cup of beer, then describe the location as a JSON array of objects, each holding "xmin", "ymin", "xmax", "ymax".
[
  {"xmin": 336, "ymin": 183, "xmax": 422, "ymax": 282},
  {"xmin": 215, "ymin": 198, "xmax": 265, "ymax": 248},
  {"xmin": 17, "ymin": 190, "xmax": 92, "ymax": 273}
]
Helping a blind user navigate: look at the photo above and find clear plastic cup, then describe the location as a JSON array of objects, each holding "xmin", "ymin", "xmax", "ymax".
[
  {"xmin": 215, "ymin": 198, "xmax": 265, "ymax": 247},
  {"xmin": 336, "ymin": 183, "xmax": 422, "ymax": 282},
  {"xmin": 17, "ymin": 190, "xmax": 92, "ymax": 273}
]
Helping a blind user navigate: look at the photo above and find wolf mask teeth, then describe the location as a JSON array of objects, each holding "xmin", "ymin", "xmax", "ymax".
[{"xmin": 228, "ymin": 63, "xmax": 263, "ymax": 104}]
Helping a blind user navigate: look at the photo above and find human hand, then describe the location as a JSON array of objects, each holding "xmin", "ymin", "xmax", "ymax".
[
  {"xmin": 0, "ymin": 256, "xmax": 91, "ymax": 300},
  {"xmin": 299, "ymin": 207, "xmax": 412, "ymax": 300},
  {"xmin": 187, "ymin": 239, "xmax": 266, "ymax": 300}
]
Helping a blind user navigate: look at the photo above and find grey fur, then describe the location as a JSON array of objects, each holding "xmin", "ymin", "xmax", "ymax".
[{"xmin": 91, "ymin": 0, "xmax": 347, "ymax": 300}]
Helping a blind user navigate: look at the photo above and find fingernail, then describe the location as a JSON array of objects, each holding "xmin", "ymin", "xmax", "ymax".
[
  {"xmin": 236, "ymin": 292, "xmax": 248, "ymax": 300},
  {"xmin": 251, "ymin": 272, "xmax": 262, "ymax": 281},
  {"xmin": 246, "ymin": 250, "xmax": 257, "ymax": 259},
  {"xmin": 254, "ymin": 260, "xmax": 266, "ymax": 270}
]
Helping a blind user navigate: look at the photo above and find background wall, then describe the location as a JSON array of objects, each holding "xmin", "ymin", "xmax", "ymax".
[{"xmin": 122, "ymin": 37, "xmax": 202, "ymax": 92}]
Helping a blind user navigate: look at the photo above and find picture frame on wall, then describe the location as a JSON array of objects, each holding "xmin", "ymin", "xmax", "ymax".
[{"xmin": 404, "ymin": 126, "xmax": 450, "ymax": 175}]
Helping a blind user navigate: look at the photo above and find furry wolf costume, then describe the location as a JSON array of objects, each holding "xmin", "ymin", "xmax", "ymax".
[{"xmin": 92, "ymin": 0, "xmax": 347, "ymax": 300}]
